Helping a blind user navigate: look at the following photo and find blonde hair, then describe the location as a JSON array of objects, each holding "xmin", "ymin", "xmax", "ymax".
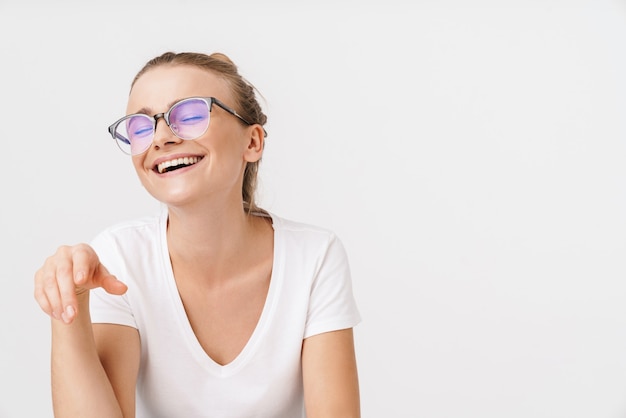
[{"xmin": 132, "ymin": 51, "xmax": 268, "ymax": 214}]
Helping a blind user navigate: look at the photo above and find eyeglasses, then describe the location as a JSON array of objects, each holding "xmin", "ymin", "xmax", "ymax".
[{"xmin": 107, "ymin": 97, "xmax": 254, "ymax": 155}]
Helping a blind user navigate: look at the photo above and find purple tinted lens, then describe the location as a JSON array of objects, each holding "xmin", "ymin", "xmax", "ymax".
[
  {"xmin": 169, "ymin": 99, "xmax": 210, "ymax": 140},
  {"xmin": 125, "ymin": 116, "xmax": 154, "ymax": 155}
]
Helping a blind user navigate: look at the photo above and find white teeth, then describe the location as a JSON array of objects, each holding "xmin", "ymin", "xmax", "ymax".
[{"xmin": 157, "ymin": 157, "xmax": 200, "ymax": 174}]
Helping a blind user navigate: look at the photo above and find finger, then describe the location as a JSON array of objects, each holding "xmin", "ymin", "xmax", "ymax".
[
  {"xmin": 71, "ymin": 243, "xmax": 98, "ymax": 288},
  {"xmin": 95, "ymin": 264, "xmax": 127, "ymax": 295},
  {"xmin": 60, "ymin": 244, "xmax": 100, "ymax": 324},
  {"xmin": 56, "ymin": 254, "xmax": 78, "ymax": 324},
  {"xmin": 41, "ymin": 260, "xmax": 65, "ymax": 321},
  {"xmin": 101, "ymin": 275, "xmax": 128, "ymax": 295},
  {"xmin": 34, "ymin": 268, "xmax": 53, "ymax": 317}
]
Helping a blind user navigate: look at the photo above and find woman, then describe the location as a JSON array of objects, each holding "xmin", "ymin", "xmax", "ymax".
[{"xmin": 34, "ymin": 51, "xmax": 361, "ymax": 417}]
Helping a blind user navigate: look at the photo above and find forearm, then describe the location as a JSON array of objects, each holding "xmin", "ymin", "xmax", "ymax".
[{"xmin": 51, "ymin": 292, "xmax": 123, "ymax": 418}]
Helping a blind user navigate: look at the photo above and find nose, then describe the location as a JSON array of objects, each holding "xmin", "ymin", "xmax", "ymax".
[{"xmin": 152, "ymin": 113, "xmax": 182, "ymax": 150}]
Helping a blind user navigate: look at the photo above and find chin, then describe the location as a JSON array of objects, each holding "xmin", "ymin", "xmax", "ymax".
[{"xmin": 142, "ymin": 186, "xmax": 191, "ymax": 206}]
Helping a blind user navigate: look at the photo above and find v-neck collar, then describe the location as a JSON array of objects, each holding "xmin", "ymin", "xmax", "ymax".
[{"xmin": 158, "ymin": 209, "xmax": 283, "ymax": 377}]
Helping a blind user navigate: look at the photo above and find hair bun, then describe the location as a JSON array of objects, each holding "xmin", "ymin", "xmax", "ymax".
[{"xmin": 209, "ymin": 52, "xmax": 236, "ymax": 66}]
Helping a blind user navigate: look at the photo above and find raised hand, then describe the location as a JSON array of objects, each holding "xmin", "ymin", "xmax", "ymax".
[{"xmin": 34, "ymin": 243, "xmax": 127, "ymax": 324}]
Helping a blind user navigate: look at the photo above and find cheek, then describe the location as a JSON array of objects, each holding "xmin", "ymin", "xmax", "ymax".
[
  {"xmin": 131, "ymin": 155, "xmax": 146, "ymax": 170},
  {"xmin": 131, "ymin": 157, "xmax": 150, "ymax": 182},
  {"xmin": 197, "ymin": 134, "xmax": 246, "ymax": 165}
]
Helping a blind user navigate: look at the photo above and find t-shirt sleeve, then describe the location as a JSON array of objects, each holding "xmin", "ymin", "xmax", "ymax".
[
  {"xmin": 89, "ymin": 231, "xmax": 137, "ymax": 329},
  {"xmin": 303, "ymin": 233, "xmax": 361, "ymax": 339}
]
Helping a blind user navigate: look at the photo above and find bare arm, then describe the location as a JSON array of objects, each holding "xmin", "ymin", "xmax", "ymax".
[
  {"xmin": 51, "ymin": 295, "xmax": 139, "ymax": 417},
  {"xmin": 302, "ymin": 328, "xmax": 361, "ymax": 418},
  {"xmin": 93, "ymin": 323, "xmax": 140, "ymax": 417},
  {"xmin": 35, "ymin": 244, "xmax": 138, "ymax": 417}
]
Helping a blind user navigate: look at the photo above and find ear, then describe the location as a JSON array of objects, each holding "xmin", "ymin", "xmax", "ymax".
[{"xmin": 243, "ymin": 124, "xmax": 265, "ymax": 163}]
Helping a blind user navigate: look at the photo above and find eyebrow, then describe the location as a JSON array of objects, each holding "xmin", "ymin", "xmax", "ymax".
[{"xmin": 132, "ymin": 98, "xmax": 186, "ymax": 116}]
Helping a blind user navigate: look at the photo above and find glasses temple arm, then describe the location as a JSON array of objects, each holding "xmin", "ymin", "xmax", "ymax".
[{"xmin": 212, "ymin": 98, "xmax": 268, "ymax": 138}]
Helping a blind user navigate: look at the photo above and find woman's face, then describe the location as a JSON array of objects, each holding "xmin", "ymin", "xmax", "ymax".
[{"xmin": 127, "ymin": 65, "xmax": 260, "ymax": 209}]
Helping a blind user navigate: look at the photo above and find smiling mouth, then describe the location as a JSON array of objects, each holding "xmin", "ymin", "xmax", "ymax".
[{"xmin": 156, "ymin": 156, "xmax": 203, "ymax": 174}]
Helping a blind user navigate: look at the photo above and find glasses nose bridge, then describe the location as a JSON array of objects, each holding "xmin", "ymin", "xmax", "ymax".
[
  {"xmin": 152, "ymin": 111, "xmax": 176, "ymax": 138},
  {"xmin": 151, "ymin": 111, "xmax": 180, "ymax": 148},
  {"xmin": 153, "ymin": 112, "xmax": 169, "ymax": 129}
]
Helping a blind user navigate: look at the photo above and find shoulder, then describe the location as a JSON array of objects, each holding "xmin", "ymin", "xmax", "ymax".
[
  {"xmin": 269, "ymin": 213, "xmax": 349, "ymax": 262},
  {"xmin": 270, "ymin": 213, "xmax": 335, "ymax": 237},
  {"xmin": 94, "ymin": 213, "xmax": 161, "ymax": 239},
  {"xmin": 90, "ymin": 213, "xmax": 163, "ymax": 255},
  {"xmin": 270, "ymin": 213, "xmax": 339, "ymax": 243},
  {"xmin": 89, "ymin": 213, "xmax": 166, "ymax": 285}
]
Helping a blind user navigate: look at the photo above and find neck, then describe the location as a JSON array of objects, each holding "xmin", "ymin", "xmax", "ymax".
[{"xmin": 165, "ymin": 199, "xmax": 258, "ymax": 278}]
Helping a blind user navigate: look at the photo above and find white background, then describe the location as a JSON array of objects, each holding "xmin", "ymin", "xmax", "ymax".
[{"xmin": 1, "ymin": 1, "xmax": 625, "ymax": 417}]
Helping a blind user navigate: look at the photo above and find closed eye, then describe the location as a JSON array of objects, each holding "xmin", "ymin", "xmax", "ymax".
[
  {"xmin": 133, "ymin": 126, "xmax": 153, "ymax": 136},
  {"xmin": 179, "ymin": 115, "xmax": 207, "ymax": 124}
]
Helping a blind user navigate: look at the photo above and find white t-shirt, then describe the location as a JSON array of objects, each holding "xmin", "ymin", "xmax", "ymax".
[{"xmin": 89, "ymin": 210, "xmax": 361, "ymax": 418}]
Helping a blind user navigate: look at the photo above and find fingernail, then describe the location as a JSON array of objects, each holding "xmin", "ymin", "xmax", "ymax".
[
  {"xmin": 52, "ymin": 311, "xmax": 60, "ymax": 320},
  {"xmin": 61, "ymin": 306, "xmax": 75, "ymax": 324},
  {"xmin": 75, "ymin": 271, "xmax": 85, "ymax": 283}
]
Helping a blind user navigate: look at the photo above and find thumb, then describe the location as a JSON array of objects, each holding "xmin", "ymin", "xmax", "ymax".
[
  {"xmin": 101, "ymin": 275, "xmax": 128, "ymax": 295},
  {"xmin": 94, "ymin": 264, "xmax": 128, "ymax": 295}
]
